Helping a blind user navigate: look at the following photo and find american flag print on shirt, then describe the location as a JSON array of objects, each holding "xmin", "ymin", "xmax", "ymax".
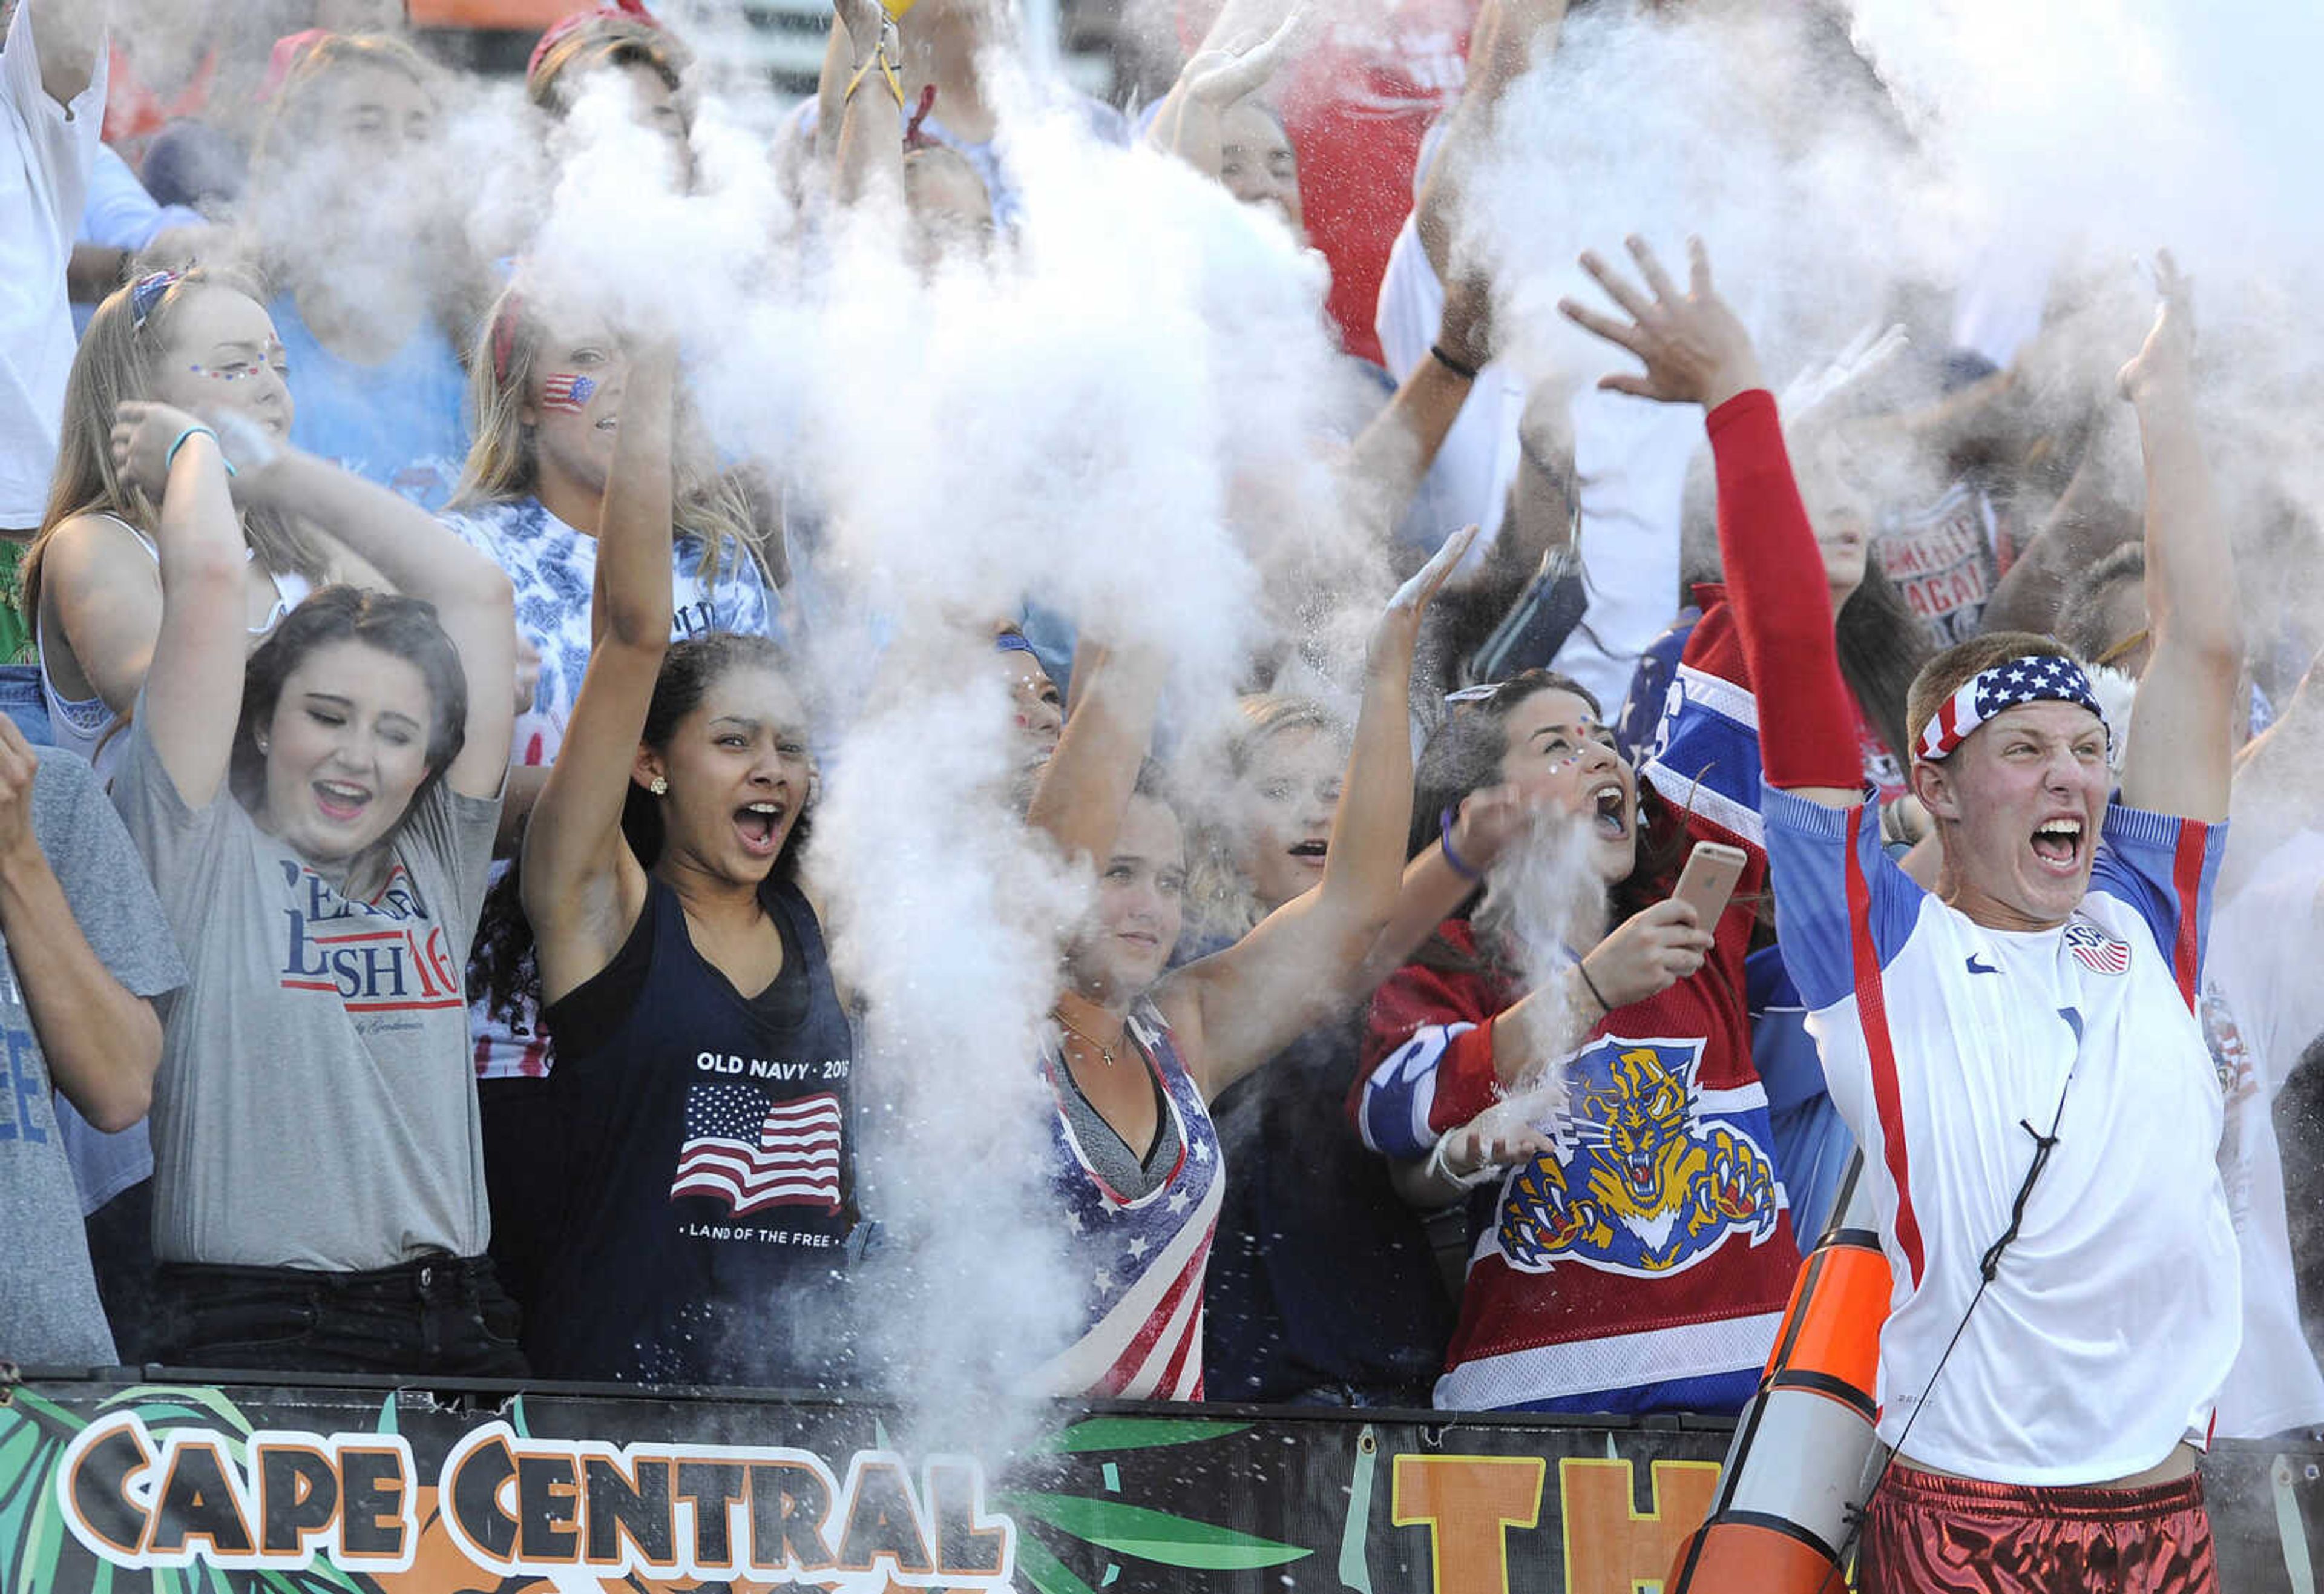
[
  {"xmin": 1033, "ymin": 1007, "xmax": 1223, "ymax": 1403},
  {"xmin": 671, "ymin": 1084, "xmax": 844, "ymax": 1215}
]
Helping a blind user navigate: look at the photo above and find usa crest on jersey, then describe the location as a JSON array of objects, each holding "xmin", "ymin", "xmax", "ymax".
[
  {"xmin": 2065, "ymin": 919, "xmax": 2132, "ymax": 976},
  {"xmin": 1497, "ymin": 1034, "xmax": 1784, "ymax": 1278}
]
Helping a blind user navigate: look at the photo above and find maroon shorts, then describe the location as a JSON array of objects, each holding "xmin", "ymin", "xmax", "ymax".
[{"xmin": 1858, "ymin": 1464, "xmax": 2217, "ymax": 1594}]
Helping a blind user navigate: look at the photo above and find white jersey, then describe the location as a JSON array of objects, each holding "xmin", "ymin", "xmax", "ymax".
[
  {"xmin": 1763, "ymin": 787, "xmax": 2239, "ymax": 1486},
  {"xmin": 2202, "ymin": 829, "xmax": 2324, "ymax": 1437}
]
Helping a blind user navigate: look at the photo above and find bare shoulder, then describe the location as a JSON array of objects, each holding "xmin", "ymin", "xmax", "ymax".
[{"xmin": 44, "ymin": 511, "xmax": 155, "ymax": 576}]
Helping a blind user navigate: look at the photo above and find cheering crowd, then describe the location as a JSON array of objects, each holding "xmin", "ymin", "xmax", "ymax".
[{"xmin": 6, "ymin": 0, "xmax": 2322, "ymax": 1586}]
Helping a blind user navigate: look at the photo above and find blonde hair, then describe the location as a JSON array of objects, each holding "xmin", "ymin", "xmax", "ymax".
[
  {"xmin": 449, "ymin": 280, "xmax": 772, "ymax": 591},
  {"xmin": 254, "ymin": 33, "xmax": 441, "ymax": 175},
  {"xmin": 22, "ymin": 272, "xmax": 331, "ymax": 636},
  {"xmin": 1180, "ymin": 694, "xmax": 1345, "ymax": 947}
]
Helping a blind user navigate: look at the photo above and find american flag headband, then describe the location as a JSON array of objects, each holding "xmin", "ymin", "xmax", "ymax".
[{"xmin": 1914, "ymin": 654, "xmax": 2107, "ymax": 762}]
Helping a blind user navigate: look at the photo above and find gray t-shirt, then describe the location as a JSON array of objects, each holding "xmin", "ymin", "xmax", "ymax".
[
  {"xmin": 110, "ymin": 717, "xmax": 501, "ymax": 1271},
  {"xmin": 0, "ymin": 748, "xmax": 185, "ymax": 1365}
]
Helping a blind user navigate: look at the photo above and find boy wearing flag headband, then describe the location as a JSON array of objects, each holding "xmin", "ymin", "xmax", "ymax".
[{"xmin": 1563, "ymin": 239, "xmax": 2237, "ymax": 1593}]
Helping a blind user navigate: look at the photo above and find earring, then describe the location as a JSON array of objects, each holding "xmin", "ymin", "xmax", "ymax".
[
  {"xmin": 649, "ymin": 775, "xmax": 668, "ymax": 796},
  {"xmin": 255, "ymin": 736, "xmax": 269, "ymax": 755}
]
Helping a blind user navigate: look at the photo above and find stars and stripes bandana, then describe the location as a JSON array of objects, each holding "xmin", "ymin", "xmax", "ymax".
[{"xmin": 1914, "ymin": 654, "xmax": 2107, "ymax": 762}]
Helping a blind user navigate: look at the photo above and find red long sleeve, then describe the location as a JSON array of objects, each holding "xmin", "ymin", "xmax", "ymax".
[{"xmin": 1706, "ymin": 389, "xmax": 1864, "ymax": 791}]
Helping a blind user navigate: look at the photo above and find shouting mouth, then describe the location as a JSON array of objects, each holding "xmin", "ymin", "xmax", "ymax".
[
  {"xmin": 1590, "ymin": 779, "xmax": 1629, "ymax": 841},
  {"xmin": 735, "ymin": 800, "xmax": 786, "ymax": 858},
  {"xmin": 1288, "ymin": 838, "xmax": 1327, "ymax": 870},
  {"xmin": 2029, "ymin": 815, "xmax": 2086, "ymax": 875}
]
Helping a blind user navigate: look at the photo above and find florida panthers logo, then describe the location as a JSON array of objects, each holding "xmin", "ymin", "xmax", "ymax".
[{"xmin": 1498, "ymin": 1036, "xmax": 1783, "ymax": 1276}]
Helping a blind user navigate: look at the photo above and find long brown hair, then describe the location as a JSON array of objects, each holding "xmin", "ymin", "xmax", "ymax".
[
  {"xmin": 448, "ymin": 280, "xmax": 772, "ymax": 590},
  {"xmin": 1834, "ymin": 556, "xmax": 1933, "ymax": 770},
  {"xmin": 21, "ymin": 272, "xmax": 332, "ymax": 636}
]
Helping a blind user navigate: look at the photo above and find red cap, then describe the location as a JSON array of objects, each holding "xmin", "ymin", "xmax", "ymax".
[
  {"xmin": 260, "ymin": 28, "xmax": 332, "ymax": 100},
  {"xmin": 527, "ymin": 0, "xmax": 660, "ymax": 87}
]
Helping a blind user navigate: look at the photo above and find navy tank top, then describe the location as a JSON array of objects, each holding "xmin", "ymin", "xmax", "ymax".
[{"xmin": 530, "ymin": 874, "xmax": 858, "ymax": 1387}]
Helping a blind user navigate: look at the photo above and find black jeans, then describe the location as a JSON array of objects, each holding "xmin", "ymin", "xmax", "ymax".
[{"xmin": 153, "ymin": 1253, "xmax": 528, "ymax": 1378}]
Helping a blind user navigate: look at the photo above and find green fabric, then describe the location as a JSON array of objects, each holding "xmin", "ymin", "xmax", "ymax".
[{"xmin": 0, "ymin": 541, "xmax": 32, "ymax": 665}]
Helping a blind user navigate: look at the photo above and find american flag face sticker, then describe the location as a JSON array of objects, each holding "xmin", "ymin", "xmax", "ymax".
[
  {"xmin": 1915, "ymin": 654, "xmax": 2107, "ymax": 762},
  {"xmin": 2065, "ymin": 920, "xmax": 2131, "ymax": 976},
  {"xmin": 539, "ymin": 372, "xmax": 598, "ymax": 414}
]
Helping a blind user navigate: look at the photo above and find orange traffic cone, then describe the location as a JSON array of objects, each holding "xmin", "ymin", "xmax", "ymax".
[{"xmin": 1668, "ymin": 1157, "xmax": 1890, "ymax": 1592}]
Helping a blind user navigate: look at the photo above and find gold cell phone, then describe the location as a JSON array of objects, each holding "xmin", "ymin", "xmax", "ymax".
[{"xmin": 1672, "ymin": 841, "xmax": 1747, "ymax": 929}]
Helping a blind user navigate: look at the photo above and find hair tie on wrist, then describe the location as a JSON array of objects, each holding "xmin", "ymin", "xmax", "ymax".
[
  {"xmin": 1431, "ymin": 343, "xmax": 1480, "ymax": 382},
  {"xmin": 165, "ymin": 423, "xmax": 234, "ymax": 478},
  {"xmin": 1575, "ymin": 960, "xmax": 1613, "ymax": 1015},
  {"xmin": 1440, "ymin": 806, "xmax": 1484, "ymax": 883}
]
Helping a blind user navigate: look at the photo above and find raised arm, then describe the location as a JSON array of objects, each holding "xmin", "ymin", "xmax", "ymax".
[
  {"xmin": 830, "ymin": 0, "xmax": 906, "ymax": 206},
  {"xmin": 2115, "ymin": 256, "xmax": 2237, "ymax": 823},
  {"xmin": 22, "ymin": 0, "xmax": 108, "ymax": 110},
  {"xmin": 112, "ymin": 403, "xmax": 249, "ymax": 806},
  {"xmin": 1560, "ymin": 237, "xmax": 1862, "ymax": 808},
  {"xmin": 215, "ymin": 418, "xmax": 514, "ymax": 800},
  {"xmin": 521, "ymin": 351, "xmax": 677, "ymax": 1003},
  {"xmin": 0, "ymin": 728, "xmax": 162, "ymax": 1131},
  {"xmin": 1024, "ymin": 640, "xmax": 1166, "ymax": 871},
  {"xmin": 1168, "ymin": 525, "xmax": 1475, "ymax": 1096}
]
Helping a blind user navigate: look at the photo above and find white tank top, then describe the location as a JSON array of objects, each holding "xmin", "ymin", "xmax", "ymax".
[{"xmin": 38, "ymin": 514, "xmax": 314, "ymax": 782}]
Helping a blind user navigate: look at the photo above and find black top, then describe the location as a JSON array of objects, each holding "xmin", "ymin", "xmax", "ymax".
[
  {"xmin": 1201, "ymin": 1016, "xmax": 1454, "ymax": 1403},
  {"xmin": 531, "ymin": 875, "xmax": 857, "ymax": 1387}
]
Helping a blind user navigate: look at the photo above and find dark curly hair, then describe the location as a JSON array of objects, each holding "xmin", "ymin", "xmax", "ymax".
[{"xmin": 470, "ymin": 631, "xmax": 810, "ymax": 1027}]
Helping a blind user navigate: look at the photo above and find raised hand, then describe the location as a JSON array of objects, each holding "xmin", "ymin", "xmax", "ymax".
[
  {"xmin": 1181, "ymin": 9, "xmax": 1306, "ymax": 110},
  {"xmin": 108, "ymin": 400, "xmax": 220, "ymax": 501},
  {"xmin": 1558, "ymin": 235, "xmax": 1762, "ymax": 411},
  {"xmin": 1369, "ymin": 523, "xmax": 1479, "ymax": 671},
  {"xmin": 2119, "ymin": 250, "xmax": 2194, "ymax": 406},
  {"xmin": 1448, "ymin": 780, "xmax": 1532, "ymax": 875}
]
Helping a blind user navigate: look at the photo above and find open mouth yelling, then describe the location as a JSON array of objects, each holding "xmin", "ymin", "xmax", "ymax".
[
  {"xmin": 312, "ymin": 780, "xmax": 371, "ymax": 825},
  {"xmin": 1589, "ymin": 779, "xmax": 1630, "ymax": 841},
  {"xmin": 2029, "ymin": 815, "xmax": 2086, "ymax": 875},
  {"xmin": 735, "ymin": 800, "xmax": 786, "ymax": 858},
  {"xmin": 1288, "ymin": 838, "xmax": 1328, "ymax": 870}
]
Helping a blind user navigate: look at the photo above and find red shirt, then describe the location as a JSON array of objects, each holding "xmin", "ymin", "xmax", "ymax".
[
  {"xmin": 102, "ymin": 43, "xmax": 218, "ymax": 160},
  {"xmin": 1180, "ymin": 1, "xmax": 1477, "ymax": 363}
]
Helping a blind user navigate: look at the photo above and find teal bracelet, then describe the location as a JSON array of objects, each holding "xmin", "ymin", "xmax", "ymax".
[{"xmin": 164, "ymin": 424, "xmax": 235, "ymax": 477}]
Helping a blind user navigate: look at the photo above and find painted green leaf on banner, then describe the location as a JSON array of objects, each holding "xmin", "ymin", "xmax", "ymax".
[
  {"xmin": 1014, "ymin": 1529, "xmax": 1103, "ymax": 1594},
  {"xmin": 1028, "ymin": 1418, "xmax": 1249, "ymax": 1455},
  {"xmin": 100, "ymin": 1385, "xmax": 255, "ymax": 1435},
  {"xmin": 1000, "ymin": 1491, "xmax": 1309, "ymax": 1570}
]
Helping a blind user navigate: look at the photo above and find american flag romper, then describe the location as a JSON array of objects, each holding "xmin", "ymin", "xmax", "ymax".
[{"xmin": 1033, "ymin": 1003, "xmax": 1224, "ymax": 1402}]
